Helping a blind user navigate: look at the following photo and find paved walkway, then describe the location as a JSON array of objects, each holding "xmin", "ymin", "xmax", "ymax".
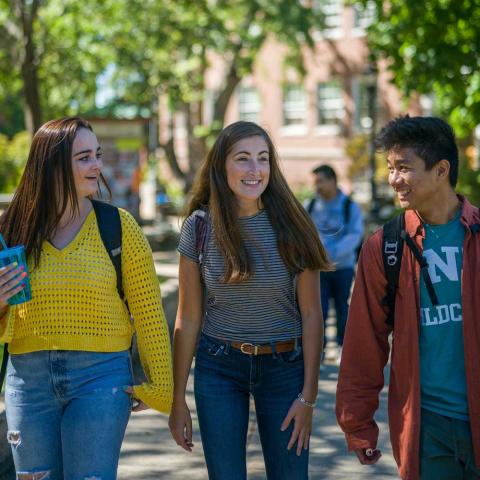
[{"xmin": 118, "ymin": 250, "xmax": 399, "ymax": 479}]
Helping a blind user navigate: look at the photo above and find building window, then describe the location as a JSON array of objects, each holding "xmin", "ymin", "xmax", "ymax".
[
  {"xmin": 353, "ymin": 1, "xmax": 376, "ymax": 30},
  {"xmin": 318, "ymin": 0, "xmax": 343, "ymax": 32},
  {"xmin": 353, "ymin": 77, "xmax": 377, "ymax": 131},
  {"xmin": 317, "ymin": 80, "xmax": 344, "ymax": 126},
  {"xmin": 238, "ymin": 87, "xmax": 261, "ymax": 122},
  {"xmin": 283, "ymin": 85, "xmax": 307, "ymax": 126}
]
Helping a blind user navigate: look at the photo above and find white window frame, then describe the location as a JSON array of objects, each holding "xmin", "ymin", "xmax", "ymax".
[
  {"xmin": 316, "ymin": 80, "xmax": 344, "ymax": 135},
  {"xmin": 352, "ymin": 76, "xmax": 377, "ymax": 132},
  {"xmin": 237, "ymin": 86, "xmax": 261, "ymax": 123},
  {"xmin": 352, "ymin": 1, "xmax": 376, "ymax": 36},
  {"xmin": 281, "ymin": 85, "xmax": 307, "ymax": 135},
  {"xmin": 314, "ymin": 0, "xmax": 343, "ymax": 39}
]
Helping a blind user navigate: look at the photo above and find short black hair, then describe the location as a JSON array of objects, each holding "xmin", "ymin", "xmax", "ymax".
[
  {"xmin": 375, "ymin": 115, "xmax": 459, "ymax": 187},
  {"xmin": 312, "ymin": 164, "xmax": 337, "ymax": 182}
]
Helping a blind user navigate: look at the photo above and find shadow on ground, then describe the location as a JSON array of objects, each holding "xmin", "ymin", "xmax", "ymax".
[{"xmin": 119, "ymin": 362, "xmax": 398, "ymax": 480}]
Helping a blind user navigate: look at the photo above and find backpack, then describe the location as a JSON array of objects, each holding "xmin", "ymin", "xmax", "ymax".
[
  {"xmin": 307, "ymin": 195, "xmax": 363, "ymax": 261},
  {"xmin": 0, "ymin": 200, "xmax": 126, "ymax": 388},
  {"xmin": 381, "ymin": 212, "xmax": 480, "ymax": 327},
  {"xmin": 192, "ymin": 208, "xmax": 211, "ymax": 269}
]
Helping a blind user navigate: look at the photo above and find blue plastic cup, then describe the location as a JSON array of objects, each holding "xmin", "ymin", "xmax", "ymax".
[{"xmin": 0, "ymin": 245, "xmax": 32, "ymax": 305}]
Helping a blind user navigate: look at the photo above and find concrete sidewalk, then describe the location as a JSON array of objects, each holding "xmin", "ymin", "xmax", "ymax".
[
  {"xmin": 119, "ymin": 249, "xmax": 399, "ymax": 478},
  {"xmin": 118, "ymin": 362, "xmax": 397, "ymax": 479}
]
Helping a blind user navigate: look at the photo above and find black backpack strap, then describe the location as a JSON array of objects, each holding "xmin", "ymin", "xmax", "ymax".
[
  {"xmin": 307, "ymin": 198, "xmax": 316, "ymax": 215},
  {"xmin": 0, "ymin": 343, "xmax": 8, "ymax": 389},
  {"xmin": 91, "ymin": 199, "xmax": 124, "ymax": 301},
  {"xmin": 471, "ymin": 224, "xmax": 480, "ymax": 234},
  {"xmin": 382, "ymin": 214, "xmax": 405, "ymax": 327},
  {"xmin": 401, "ymin": 230, "xmax": 439, "ymax": 307},
  {"xmin": 343, "ymin": 196, "xmax": 352, "ymax": 224}
]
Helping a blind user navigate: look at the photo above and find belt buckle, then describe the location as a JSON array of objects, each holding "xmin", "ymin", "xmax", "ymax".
[{"xmin": 240, "ymin": 343, "xmax": 259, "ymax": 355}]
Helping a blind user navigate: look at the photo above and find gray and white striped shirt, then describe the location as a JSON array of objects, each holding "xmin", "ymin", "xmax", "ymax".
[{"xmin": 177, "ymin": 210, "xmax": 302, "ymax": 343}]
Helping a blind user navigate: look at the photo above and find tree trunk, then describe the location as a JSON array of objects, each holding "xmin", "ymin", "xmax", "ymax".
[
  {"xmin": 21, "ymin": 61, "xmax": 42, "ymax": 135},
  {"xmin": 212, "ymin": 63, "xmax": 242, "ymax": 129},
  {"xmin": 161, "ymin": 137, "xmax": 185, "ymax": 183},
  {"xmin": 185, "ymin": 101, "xmax": 207, "ymax": 190},
  {"xmin": 17, "ymin": 0, "xmax": 42, "ymax": 134}
]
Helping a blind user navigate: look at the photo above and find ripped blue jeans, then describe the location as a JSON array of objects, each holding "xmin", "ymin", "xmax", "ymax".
[{"xmin": 5, "ymin": 350, "xmax": 133, "ymax": 480}]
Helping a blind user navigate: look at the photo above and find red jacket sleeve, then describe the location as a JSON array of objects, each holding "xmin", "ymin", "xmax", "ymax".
[{"xmin": 335, "ymin": 230, "xmax": 392, "ymax": 450}]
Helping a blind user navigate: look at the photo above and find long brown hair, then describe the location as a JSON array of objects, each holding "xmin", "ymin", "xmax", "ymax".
[
  {"xmin": 0, "ymin": 117, "xmax": 110, "ymax": 267},
  {"xmin": 186, "ymin": 121, "xmax": 331, "ymax": 283}
]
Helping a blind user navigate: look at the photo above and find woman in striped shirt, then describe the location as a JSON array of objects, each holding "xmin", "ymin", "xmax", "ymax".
[{"xmin": 169, "ymin": 121, "xmax": 330, "ymax": 479}]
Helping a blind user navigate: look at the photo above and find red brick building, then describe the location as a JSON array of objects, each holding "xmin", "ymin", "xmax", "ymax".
[{"xmin": 160, "ymin": 2, "xmax": 423, "ymax": 197}]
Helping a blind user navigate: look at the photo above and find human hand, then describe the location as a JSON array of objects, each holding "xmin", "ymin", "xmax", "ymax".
[
  {"xmin": 123, "ymin": 386, "xmax": 150, "ymax": 412},
  {"xmin": 0, "ymin": 263, "xmax": 27, "ymax": 309},
  {"xmin": 280, "ymin": 398, "xmax": 313, "ymax": 456},
  {"xmin": 169, "ymin": 399, "xmax": 194, "ymax": 452},
  {"xmin": 354, "ymin": 448, "xmax": 382, "ymax": 465}
]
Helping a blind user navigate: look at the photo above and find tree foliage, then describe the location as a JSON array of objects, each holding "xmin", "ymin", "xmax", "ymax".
[
  {"xmin": 0, "ymin": 131, "xmax": 30, "ymax": 192},
  {"xmin": 100, "ymin": 0, "xmax": 324, "ymax": 185},
  {"xmin": 358, "ymin": 0, "xmax": 480, "ymax": 137},
  {"xmin": 0, "ymin": 0, "xmax": 114, "ymax": 133},
  {"xmin": 1, "ymin": 0, "xmax": 325, "ymax": 186}
]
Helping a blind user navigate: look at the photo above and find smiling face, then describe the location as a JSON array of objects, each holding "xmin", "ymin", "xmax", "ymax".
[
  {"xmin": 71, "ymin": 128, "xmax": 103, "ymax": 199},
  {"xmin": 387, "ymin": 147, "xmax": 447, "ymax": 212},
  {"xmin": 225, "ymin": 135, "xmax": 270, "ymax": 214}
]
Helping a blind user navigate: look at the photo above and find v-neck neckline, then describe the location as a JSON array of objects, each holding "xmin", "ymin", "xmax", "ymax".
[{"xmin": 44, "ymin": 208, "xmax": 96, "ymax": 257}]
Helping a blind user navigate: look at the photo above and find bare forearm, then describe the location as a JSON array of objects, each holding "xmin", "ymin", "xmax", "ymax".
[
  {"xmin": 172, "ymin": 318, "xmax": 202, "ymax": 401},
  {"xmin": 301, "ymin": 312, "xmax": 323, "ymax": 402}
]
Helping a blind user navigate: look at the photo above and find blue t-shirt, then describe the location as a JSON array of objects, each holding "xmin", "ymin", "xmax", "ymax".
[{"xmin": 419, "ymin": 211, "xmax": 468, "ymax": 420}]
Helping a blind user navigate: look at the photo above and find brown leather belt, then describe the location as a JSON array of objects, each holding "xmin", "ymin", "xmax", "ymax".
[{"xmin": 230, "ymin": 339, "xmax": 298, "ymax": 356}]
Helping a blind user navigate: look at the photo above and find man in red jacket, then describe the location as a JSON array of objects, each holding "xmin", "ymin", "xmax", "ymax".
[{"xmin": 336, "ymin": 116, "xmax": 480, "ymax": 480}]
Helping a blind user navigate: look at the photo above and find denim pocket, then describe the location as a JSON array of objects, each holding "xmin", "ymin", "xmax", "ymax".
[
  {"xmin": 198, "ymin": 335, "xmax": 228, "ymax": 357},
  {"xmin": 276, "ymin": 348, "xmax": 304, "ymax": 367}
]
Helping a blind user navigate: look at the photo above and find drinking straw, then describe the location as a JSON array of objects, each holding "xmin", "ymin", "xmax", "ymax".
[{"xmin": 0, "ymin": 233, "xmax": 7, "ymax": 250}]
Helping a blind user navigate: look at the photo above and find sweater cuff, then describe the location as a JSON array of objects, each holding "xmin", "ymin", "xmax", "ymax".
[
  {"xmin": 345, "ymin": 426, "xmax": 379, "ymax": 451},
  {"xmin": 0, "ymin": 306, "xmax": 11, "ymax": 343},
  {"xmin": 133, "ymin": 382, "xmax": 173, "ymax": 414}
]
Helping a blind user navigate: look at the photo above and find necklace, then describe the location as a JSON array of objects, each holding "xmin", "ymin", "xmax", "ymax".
[{"xmin": 423, "ymin": 222, "xmax": 442, "ymax": 242}]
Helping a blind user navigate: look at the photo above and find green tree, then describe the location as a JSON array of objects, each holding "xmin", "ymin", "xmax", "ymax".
[
  {"xmin": 357, "ymin": 0, "xmax": 480, "ymax": 137},
  {"xmin": 101, "ymin": 0, "xmax": 324, "ymax": 187},
  {"xmin": 0, "ymin": 0, "xmax": 114, "ymax": 134},
  {"xmin": 0, "ymin": 131, "xmax": 30, "ymax": 192},
  {"xmin": 355, "ymin": 0, "xmax": 480, "ymax": 201}
]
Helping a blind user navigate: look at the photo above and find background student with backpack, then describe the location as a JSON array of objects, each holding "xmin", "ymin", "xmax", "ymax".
[
  {"xmin": 305, "ymin": 165, "xmax": 364, "ymax": 359},
  {"xmin": 336, "ymin": 116, "xmax": 480, "ymax": 480},
  {"xmin": 169, "ymin": 121, "xmax": 330, "ymax": 479},
  {"xmin": 0, "ymin": 117, "xmax": 173, "ymax": 479}
]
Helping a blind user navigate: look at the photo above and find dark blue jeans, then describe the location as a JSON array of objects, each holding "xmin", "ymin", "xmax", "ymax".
[
  {"xmin": 194, "ymin": 334, "xmax": 308, "ymax": 480},
  {"xmin": 320, "ymin": 267, "xmax": 355, "ymax": 346},
  {"xmin": 420, "ymin": 408, "xmax": 480, "ymax": 479}
]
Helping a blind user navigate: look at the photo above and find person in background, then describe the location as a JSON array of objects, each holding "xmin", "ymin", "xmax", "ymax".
[
  {"xmin": 169, "ymin": 121, "xmax": 330, "ymax": 479},
  {"xmin": 0, "ymin": 117, "xmax": 173, "ymax": 480},
  {"xmin": 305, "ymin": 165, "xmax": 363, "ymax": 359}
]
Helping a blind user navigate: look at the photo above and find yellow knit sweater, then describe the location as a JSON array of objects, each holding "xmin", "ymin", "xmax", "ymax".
[{"xmin": 0, "ymin": 208, "xmax": 173, "ymax": 414}]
